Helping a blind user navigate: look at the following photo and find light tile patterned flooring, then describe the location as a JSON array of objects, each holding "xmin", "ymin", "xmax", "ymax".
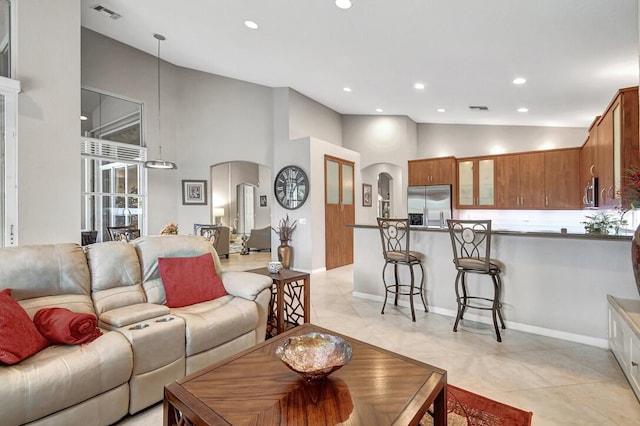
[{"xmin": 118, "ymin": 252, "xmax": 640, "ymax": 425}]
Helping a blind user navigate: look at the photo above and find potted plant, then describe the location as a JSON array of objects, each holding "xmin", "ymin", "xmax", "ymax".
[
  {"xmin": 272, "ymin": 215, "xmax": 297, "ymax": 268},
  {"xmin": 581, "ymin": 212, "xmax": 626, "ymax": 235}
]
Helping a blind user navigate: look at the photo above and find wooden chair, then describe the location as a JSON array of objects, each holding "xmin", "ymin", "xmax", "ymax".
[
  {"xmin": 446, "ymin": 219, "xmax": 505, "ymax": 342},
  {"xmin": 107, "ymin": 225, "xmax": 141, "ymax": 242}
]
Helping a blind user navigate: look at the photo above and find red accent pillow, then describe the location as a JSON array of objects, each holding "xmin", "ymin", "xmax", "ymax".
[
  {"xmin": 0, "ymin": 289, "xmax": 50, "ymax": 365},
  {"xmin": 34, "ymin": 307, "xmax": 103, "ymax": 345},
  {"xmin": 158, "ymin": 253, "xmax": 228, "ymax": 308}
]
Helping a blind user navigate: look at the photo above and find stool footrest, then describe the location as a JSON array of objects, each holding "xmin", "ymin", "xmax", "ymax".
[{"xmin": 384, "ymin": 284, "xmax": 423, "ymax": 296}]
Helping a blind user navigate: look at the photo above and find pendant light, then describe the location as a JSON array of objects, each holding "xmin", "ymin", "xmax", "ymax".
[{"xmin": 144, "ymin": 33, "xmax": 177, "ymax": 170}]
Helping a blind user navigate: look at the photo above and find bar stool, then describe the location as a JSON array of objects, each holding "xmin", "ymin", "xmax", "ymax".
[
  {"xmin": 377, "ymin": 218, "xmax": 428, "ymax": 322},
  {"xmin": 446, "ymin": 219, "xmax": 505, "ymax": 342}
]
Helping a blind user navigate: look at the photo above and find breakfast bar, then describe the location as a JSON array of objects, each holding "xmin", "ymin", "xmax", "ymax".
[{"xmin": 351, "ymin": 225, "xmax": 639, "ymax": 347}]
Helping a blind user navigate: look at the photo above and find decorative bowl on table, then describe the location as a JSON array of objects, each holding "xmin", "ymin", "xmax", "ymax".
[{"xmin": 276, "ymin": 332, "xmax": 353, "ymax": 381}]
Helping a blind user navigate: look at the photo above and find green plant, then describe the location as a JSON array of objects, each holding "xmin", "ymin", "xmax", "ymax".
[
  {"xmin": 272, "ymin": 214, "xmax": 297, "ymax": 243},
  {"xmin": 581, "ymin": 212, "xmax": 627, "ymax": 235}
]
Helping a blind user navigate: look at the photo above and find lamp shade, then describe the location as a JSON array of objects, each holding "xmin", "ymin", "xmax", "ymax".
[{"xmin": 213, "ymin": 208, "xmax": 224, "ymax": 217}]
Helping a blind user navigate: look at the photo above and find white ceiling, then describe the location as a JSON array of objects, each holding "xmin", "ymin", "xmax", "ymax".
[{"xmin": 81, "ymin": 0, "xmax": 639, "ymax": 128}]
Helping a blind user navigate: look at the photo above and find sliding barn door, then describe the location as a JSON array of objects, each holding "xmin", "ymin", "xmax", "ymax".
[{"xmin": 325, "ymin": 155, "xmax": 354, "ymax": 270}]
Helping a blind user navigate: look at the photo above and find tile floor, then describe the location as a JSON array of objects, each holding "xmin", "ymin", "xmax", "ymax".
[{"xmin": 117, "ymin": 252, "xmax": 640, "ymax": 425}]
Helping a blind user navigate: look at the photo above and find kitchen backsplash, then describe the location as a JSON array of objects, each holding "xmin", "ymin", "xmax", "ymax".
[{"xmin": 457, "ymin": 209, "xmax": 638, "ymax": 234}]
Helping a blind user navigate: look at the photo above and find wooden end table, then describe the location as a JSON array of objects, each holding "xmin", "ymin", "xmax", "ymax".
[
  {"xmin": 246, "ymin": 267, "xmax": 310, "ymax": 337},
  {"xmin": 164, "ymin": 323, "xmax": 447, "ymax": 426}
]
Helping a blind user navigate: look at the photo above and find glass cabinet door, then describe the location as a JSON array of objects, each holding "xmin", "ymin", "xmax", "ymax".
[
  {"xmin": 478, "ymin": 159, "xmax": 495, "ymax": 206},
  {"xmin": 458, "ymin": 160, "xmax": 474, "ymax": 206}
]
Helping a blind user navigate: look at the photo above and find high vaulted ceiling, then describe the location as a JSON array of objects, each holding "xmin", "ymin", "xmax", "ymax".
[{"xmin": 81, "ymin": 0, "xmax": 639, "ymax": 128}]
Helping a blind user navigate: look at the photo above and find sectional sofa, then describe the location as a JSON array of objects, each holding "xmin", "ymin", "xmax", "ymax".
[{"xmin": 0, "ymin": 235, "xmax": 273, "ymax": 426}]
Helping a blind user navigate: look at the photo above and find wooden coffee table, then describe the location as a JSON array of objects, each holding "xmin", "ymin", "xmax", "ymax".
[{"xmin": 164, "ymin": 324, "xmax": 447, "ymax": 425}]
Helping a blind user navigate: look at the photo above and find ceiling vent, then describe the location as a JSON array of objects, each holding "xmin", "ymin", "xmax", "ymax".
[
  {"xmin": 469, "ymin": 105, "xmax": 489, "ymax": 111},
  {"xmin": 91, "ymin": 4, "xmax": 122, "ymax": 20}
]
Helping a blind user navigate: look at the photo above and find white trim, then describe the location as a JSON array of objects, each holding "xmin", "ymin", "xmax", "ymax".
[
  {"xmin": 352, "ymin": 291, "xmax": 609, "ymax": 349},
  {"xmin": 2, "ymin": 76, "xmax": 19, "ymax": 246}
]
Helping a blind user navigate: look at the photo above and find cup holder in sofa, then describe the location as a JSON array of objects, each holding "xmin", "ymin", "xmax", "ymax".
[
  {"xmin": 128, "ymin": 323, "xmax": 150, "ymax": 330},
  {"xmin": 155, "ymin": 316, "xmax": 175, "ymax": 323}
]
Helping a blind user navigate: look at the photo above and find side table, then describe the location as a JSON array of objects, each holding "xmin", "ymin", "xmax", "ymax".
[{"xmin": 246, "ymin": 267, "xmax": 310, "ymax": 337}]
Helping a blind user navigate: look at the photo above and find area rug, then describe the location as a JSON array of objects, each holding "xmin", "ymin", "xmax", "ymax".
[{"xmin": 422, "ymin": 384, "xmax": 533, "ymax": 426}]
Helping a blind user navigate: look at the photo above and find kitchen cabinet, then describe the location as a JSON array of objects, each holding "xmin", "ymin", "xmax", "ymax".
[
  {"xmin": 544, "ymin": 149, "xmax": 582, "ymax": 209},
  {"xmin": 457, "ymin": 157, "xmax": 495, "ymax": 208},
  {"xmin": 583, "ymin": 86, "xmax": 639, "ymax": 208},
  {"xmin": 580, "ymin": 117, "xmax": 599, "ymax": 201},
  {"xmin": 408, "ymin": 157, "xmax": 455, "ymax": 186},
  {"xmin": 608, "ymin": 296, "xmax": 640, "ymax": 401},
  {"xmin": 495, "ymin": 153, "xmax": 544, "ymax": 208}
]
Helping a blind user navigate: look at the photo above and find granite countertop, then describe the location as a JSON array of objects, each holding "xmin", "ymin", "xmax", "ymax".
[{"xmin": 348, "ymin": 224, "xmax": 634, "ymax": 241}]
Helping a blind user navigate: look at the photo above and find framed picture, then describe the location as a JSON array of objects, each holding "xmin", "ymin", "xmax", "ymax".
[
  {"xmin": 182, "ymin": 180, "xmax": 207, "ymax": 205},
  {"xmin": 362, "ymin": 183, "xmax": 372, "ymax": 207},
  {"xmin": 260, "ymin": 195, "xmax": 267, "ymax": 207}
]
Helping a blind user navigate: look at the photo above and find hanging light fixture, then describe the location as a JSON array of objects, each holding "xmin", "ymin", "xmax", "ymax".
[{"xmin": 144, "ymin": 33, "xmax": 177, "ymax": 170}]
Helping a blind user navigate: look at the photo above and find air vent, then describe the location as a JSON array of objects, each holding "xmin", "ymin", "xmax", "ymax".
[
  {"xmin": 469, "ymin": 106, "xmax": 489, "ymax": 111},
  {"xmin": 91, "ymin": 4, "xmax": 122, "ymax": 20}
]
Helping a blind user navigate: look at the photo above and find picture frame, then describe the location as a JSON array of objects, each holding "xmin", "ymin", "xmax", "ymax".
[
  {"xmin": 362, "ymin": 183, "xmax": 372, "ymax": 207},
  {"xmin": 260, "ymin": 195, "xmax": 267, "ymax": 207},
  {"xmin": 182, "ymin": 180, "xmax": 208, "ymax": 205}
]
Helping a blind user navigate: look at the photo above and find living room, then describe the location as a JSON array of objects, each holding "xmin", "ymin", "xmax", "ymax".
[{"xmin": 3, "ymin": 0, "xmax": 640, "ymax": 425}]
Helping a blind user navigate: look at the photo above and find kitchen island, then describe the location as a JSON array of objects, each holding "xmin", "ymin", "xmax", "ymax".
[{"xmin": 351, "ymin": 224, "xmax": 639, "ymax": 347}]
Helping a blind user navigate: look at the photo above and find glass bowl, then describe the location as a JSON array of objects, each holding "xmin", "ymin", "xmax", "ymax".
[{"xmin": 276, "ymin": 332, "xmax": 353, "ymax": 381}]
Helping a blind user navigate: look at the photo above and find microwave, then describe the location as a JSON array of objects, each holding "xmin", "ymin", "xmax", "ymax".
[{"xmin": 584, "ymin": 176, "xmax": 599, "ymax": 207}]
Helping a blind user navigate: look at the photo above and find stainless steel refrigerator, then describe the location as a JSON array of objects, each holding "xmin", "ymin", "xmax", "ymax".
[{"xmin": 407, "ymin": 184, "xmax": 452, "ymax": 227}]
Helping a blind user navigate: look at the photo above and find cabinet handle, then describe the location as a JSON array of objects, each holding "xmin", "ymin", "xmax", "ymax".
[
  {"xmin": 545, "ymin": 196, "xmax": 549, "ymax": 206},
  {"xmin": 608, "ymin": 186, "xmax": 614, "ymax": 199},
  {"xmin": 600, "ymin": 188, "xmax": 607, "ymax": 202}
]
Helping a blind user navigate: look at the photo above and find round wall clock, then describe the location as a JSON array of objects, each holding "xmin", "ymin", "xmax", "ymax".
[{"xmin": 274, "ymin": 165, "xmax": 309, "ymax": 209}]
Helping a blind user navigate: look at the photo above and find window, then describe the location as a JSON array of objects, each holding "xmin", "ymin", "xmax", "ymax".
[{"xmin": 81, "ymin": 89, "xmax": 146, "ymax": 243}]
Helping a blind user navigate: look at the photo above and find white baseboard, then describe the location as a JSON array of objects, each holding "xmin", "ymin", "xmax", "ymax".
[{"xmin": 352, "ymin": 291, "xmax": 608, "ymax": 349}]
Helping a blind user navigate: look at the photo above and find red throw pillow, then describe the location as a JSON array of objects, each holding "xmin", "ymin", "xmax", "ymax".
[
  {"xmin": 34, "ymin": 307, "xmax": 103, "ymax": 345},
  {"xmin": 0, "ymin": 289, "xmax": 50, "ymax": 365},
  {"xmin": 158, "ymin": 253, "xmax": 228, "ymax": 308}
]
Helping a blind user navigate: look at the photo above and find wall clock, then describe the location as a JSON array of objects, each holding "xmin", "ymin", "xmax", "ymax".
[{"xmin": 274, "ymin": 165, "xmax": 309, "ymax": 209}]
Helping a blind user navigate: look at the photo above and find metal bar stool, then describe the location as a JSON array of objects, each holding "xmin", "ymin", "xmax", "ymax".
[
  {"xmin": 377, "ymin": 218, "xmax": 428, "ymax": 322},
  {"xmin": 446, "ymin": 219, "xmax": 505, "ymax": 342}
]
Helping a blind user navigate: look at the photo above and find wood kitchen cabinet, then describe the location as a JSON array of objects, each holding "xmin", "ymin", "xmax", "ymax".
[
  {"xmin": 457, "ymin": 157, "xmax": 495, "ymax": 208},
  {"xmin": 408, "ymin": 157, "xmax": 456, "ymax": 186},
  {"xmin": 544, "ymin": 148, "xmax": 582, "ymax": 209},
  {"xmin": 495, "ymin": 153, "xmax": 544, "ymax": 208},
  {"xmin": 583, "ymin": 86, "xmax": 639, "ymax": 209}
]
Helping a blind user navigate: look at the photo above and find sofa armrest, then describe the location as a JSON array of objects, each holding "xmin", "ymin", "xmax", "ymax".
[
  {"xmin": 99, "ymin": 303, "xmax": 170, "ymax": 329},
  {"xmin": 220, "ymin": 271, "xmax": 273, "ymax": 301}
]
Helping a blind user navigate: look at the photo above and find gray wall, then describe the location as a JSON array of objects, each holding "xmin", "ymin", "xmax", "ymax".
[
  {"xmin": 417, "ymin": 123, "xmax": 588, "ymax": 158},
  {"xmin": 289, "ymin": 89, "xmax": 342, "ymax": 145},
  {"xmin": 16, "ymin": 0, "xmax": 81, "ymax": 244}
]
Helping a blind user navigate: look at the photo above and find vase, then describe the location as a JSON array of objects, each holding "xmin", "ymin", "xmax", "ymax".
[
  {"xmin": 278, "ymin": 241, "xmax": 292, "ymax": 269},
  {"xmin": 633, "ymin": 224, "xmax": 640, "ymax": 295}
]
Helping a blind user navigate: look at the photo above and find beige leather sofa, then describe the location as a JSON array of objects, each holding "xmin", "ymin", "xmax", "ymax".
[{"xmin": 0, "ymin": 235, "xmax": 272, "ymax": 426}]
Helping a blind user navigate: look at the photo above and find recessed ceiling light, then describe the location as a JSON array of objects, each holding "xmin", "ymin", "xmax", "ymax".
[
  {"xmin": 244, "ymin": 20, "xmax": 259, "ymax": 29},
  {"xmin": 517, "ymin": 107, "xmax": 529, "ymax": 113},
  {"xmin": 414, "ymin": 82, "xmax": 425, "ymax": 90},
  {"xmin": 80, "ymin": 115, "xmax": 88, "ymax": 121},
  {"xmin": 437, "ymin": 108, "xmax": 446, "ymax": 113},
  {"xmin": 376, "ymin": 108, "xmax": 383, "ymax": 113},
  {"xmin": 513, "ymin": 77, "xmax": 527, "ymax": 85},
  {"xmin": 335, "ymin": 0, "xmax": 352, "ymax": 9},
  {"xmin": 343, "ymin": 87, "xmax": 352, "ymax": 92}
]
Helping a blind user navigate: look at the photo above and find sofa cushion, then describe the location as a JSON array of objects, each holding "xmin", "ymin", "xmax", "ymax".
[
  {"xmin": 0, "ymin": 330, "xmax": 133, "ymax": 425},
  {"xmin": 158, "ymin": 253, "xmax": 227, "ymax": 308},
  {"xmin": 0, "ymin": 243, "xmax": 91, "ymax": 301},
  {"xmin": 133, "ymin": 235, "xmax": 223, "ymax": 304},
  {"xmin": 170, "ymin": 296, "xmax": 259, "ymax": 356},
  {"xmin": 0, "ymin": 289, "xmax": 50, "ymax": 365},
  {"xmin": 33, "ymin": 307, "xmax": 102, "ymax": 345}
]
